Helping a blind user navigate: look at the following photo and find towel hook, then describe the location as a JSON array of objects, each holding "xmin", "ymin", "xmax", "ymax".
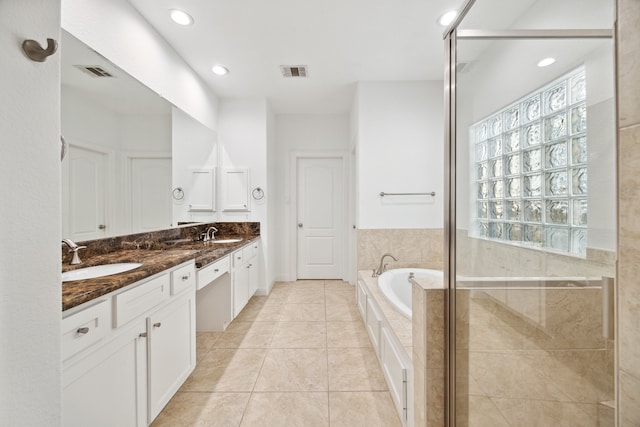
[{"xmin": 22, "ymin": 38, "xmax": 58, "ymax": 62}]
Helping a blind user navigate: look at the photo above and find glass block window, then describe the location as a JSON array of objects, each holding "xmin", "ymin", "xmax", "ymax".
[{"xmin": 472, "ymin": 66, "xmax": 587, "ymax": 256}]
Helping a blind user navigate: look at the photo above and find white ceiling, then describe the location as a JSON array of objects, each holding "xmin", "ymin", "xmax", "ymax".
[
  {"xmin": 61, "ymin": 30, "xmax": 171, "ymax": 115},
  {"xmin": 127, "ymin": 0, "xmax": 465, "ymax": 114}
]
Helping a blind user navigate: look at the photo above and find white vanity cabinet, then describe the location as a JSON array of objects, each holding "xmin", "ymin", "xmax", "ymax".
[
  {"xmin": 63, "ymin": 311, "xmax": 147, "ymax": 427},
  {"xmin": 232, "ymin": 239, "xmax": 260, "ymax": 318},
  {"xmin": 62, "ymin": 261, "xmax": 196, "ymax": 427},
  {"xmin": 147, "ymin": 290, "xmax": 195, "ymax": 421}
]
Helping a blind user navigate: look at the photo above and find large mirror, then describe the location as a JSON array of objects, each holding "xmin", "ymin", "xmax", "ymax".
[{"xmin": 61, "ymin": 30, "xmax": 216, "ymax": 240}]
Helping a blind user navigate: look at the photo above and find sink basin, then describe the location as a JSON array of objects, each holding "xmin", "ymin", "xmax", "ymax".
[
  {"xmin": 62, "ymin": 263, "xmax": 142, "ymax": 282},
  {"xmin": 211, "ymin": 238, "xmax": 242, "ymax": 244}
]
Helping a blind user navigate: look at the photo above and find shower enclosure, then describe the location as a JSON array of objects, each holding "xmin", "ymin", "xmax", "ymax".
[{"xmin": 444, "ymin": 1, "xmax": 617, "ymax": 425}]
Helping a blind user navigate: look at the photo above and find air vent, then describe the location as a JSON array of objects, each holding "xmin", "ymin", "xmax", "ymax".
[
  {"xmin": 74, "ymin": 65, "xmax": 114, "ymax": 78},
  {"xmin": 280, "ymin": 65, "xmax": 308, "ymax": 78}
]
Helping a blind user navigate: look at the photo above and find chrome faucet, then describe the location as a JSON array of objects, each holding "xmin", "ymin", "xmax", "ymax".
[
  {"xmin": 373, "ymin": 253, "xmax": 398, "ymax": 277},
  {"xmin": 62, "ymin": 239, "xmax": 87, "ymax": 265},
  {"xmin": 203, "ymin": 226, "xmax": 218, "ymax": 242}
]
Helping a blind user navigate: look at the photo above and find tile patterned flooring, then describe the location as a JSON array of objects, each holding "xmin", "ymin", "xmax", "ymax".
[{"xmin": 151, "ymin": 280, "xmax": 402, "ymax": 427}]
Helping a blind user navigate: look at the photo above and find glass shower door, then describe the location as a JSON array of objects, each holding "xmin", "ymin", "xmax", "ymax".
[{"xmin": 445, "ymin": 2, "xmax": 616, "ymax": 425}]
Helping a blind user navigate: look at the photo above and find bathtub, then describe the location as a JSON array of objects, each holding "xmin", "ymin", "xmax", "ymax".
[{"xmin": 378, "ymin": 268, "xmax": 444, "ymax": 319}]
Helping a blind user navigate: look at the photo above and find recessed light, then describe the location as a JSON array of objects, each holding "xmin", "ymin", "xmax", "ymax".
[
  {"xmin": 212, "ymin": 65, "xmax": 229, "ymax": 76},
  {"xmin": 169, "ymin": 9, "xmax": 193, "ymax": 26},
  {"xmin": 537, "ymin": 57, "xmax": 556, "ymax": 67},
  {"xmin": 438, "ymin": 10, "xmax": 458, "ymax": 27}
]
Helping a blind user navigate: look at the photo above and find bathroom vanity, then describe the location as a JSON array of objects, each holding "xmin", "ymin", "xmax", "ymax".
[{"xmin": 61, "ymin": 222, "xmax": 261, "ymax": 426}]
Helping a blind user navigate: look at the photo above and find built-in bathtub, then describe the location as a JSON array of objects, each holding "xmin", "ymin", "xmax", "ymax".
[{"xmin": 377, "ymin": 268, "xmax": 443, "ymax": 319}]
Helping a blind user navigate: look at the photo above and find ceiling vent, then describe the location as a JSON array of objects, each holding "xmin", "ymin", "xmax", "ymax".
[
  {"xmin": 74, "ymin": 65, "xmax": 114, "ymax": 78},
  {"xmin": 280, "ymin": 65, "xmax": 308, "ymax": 78}
]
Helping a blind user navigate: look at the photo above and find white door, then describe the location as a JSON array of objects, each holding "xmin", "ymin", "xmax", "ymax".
[
  {"xmin": 64, "ymin": 145, "xmax": 107, "ymax": 241},
  {"xmin": 296, "ymin": 157, "xmax": 344, "ymax": 279},
  {"xmin": 131, "ymin": 158, "xmax": 172, "ymax": 232}
]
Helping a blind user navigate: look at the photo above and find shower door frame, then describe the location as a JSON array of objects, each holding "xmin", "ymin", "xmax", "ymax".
[{"xmin": 442, "ymin": 5, "xmax": 615, "ymax": 425}]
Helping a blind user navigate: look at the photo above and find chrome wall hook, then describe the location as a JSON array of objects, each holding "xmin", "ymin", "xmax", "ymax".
[{"xmin": 22, "ymin": 38, "xmax": 58, "ymax": 62}]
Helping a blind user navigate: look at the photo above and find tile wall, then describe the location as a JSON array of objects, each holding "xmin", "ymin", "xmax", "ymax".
[
  {"xmin": 617, "ymin": 0, "xmax": 640, "ymax": 423},
  {"xmin": 357, "ymin": 228, "xmax": 444, "ymax": 272}
]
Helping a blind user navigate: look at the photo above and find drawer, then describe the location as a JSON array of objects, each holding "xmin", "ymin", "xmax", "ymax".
[
  {"xmin": 171, "ymin": 262, "xmax": 196, "ymax": 295},
  {"xmin": 62, "ymin": 299, "xmax": 111, "ymax": 361},
  {"xmin": 113, "ymin": 273, "xmax": 170, "ymax": 328},
  {"xmin": 242, "ymin": 245, "xmax": 254, "ymax": 262},
  {"xmin": 196, "ymin": 256, "xmax": 230, "ymax": 291},
  {"xmin": 232, "ymin": 249, "xmax": 244, "ymax": 268}
]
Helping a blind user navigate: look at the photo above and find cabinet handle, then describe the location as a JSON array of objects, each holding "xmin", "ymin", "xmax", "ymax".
[
  {"xmin": 76, "ymin": 327, "xmax": 89, "ymax": 334},
  {"xmin": 153, "ymin": 322, "xmax": 162, "ymax": 328},
  {"xmin": 139, "ymin": 332, "xmax": 148, "ymax": 338},
  {"xmin": 181, "ymin": 274, "xmax": 190, "ymax": 281},
  {"xmin": 237, "ymin": 256, "xmax": 241, "ymax": 260},
  {"xmin": 214, "ymin": 268, "xmax": 219, "ymax": 273}
]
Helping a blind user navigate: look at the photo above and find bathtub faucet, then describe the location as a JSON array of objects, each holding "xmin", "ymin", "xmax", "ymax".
[{"xmin": 373, "ymin": 253, "xmax": 398, "ymax": 277}]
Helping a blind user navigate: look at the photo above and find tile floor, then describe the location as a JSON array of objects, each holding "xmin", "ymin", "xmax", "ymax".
[{"xmin": 151, "ymin": 280, "xmax": 402, "ymax": 427}]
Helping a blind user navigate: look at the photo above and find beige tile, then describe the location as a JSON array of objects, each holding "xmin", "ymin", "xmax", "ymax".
[
  {"xmin": 325, "ymin": 289, "xmax": 355, "ymax": 305},
  {"xmin": 270, "ymin": 321, "xmax": 327, "ymax": 348},
  {"xmin": 287, "ymin": 287, "xmax": 325, "ymax": 304},
  {"xmin": 280, "ymin": 303, "xmax": 325, "ymax": 321},
  {"xmin": 234, "ymin": 300, "xmax": 283, "ymax": 322},
  {"xmin": 213, "ymin": 321, "xmax": 276, "ymax": 349},
  {"xmin": 491, "ymin": 397, "xmax": 598, "ymax": 427},
  {"xmin": 180, "ymin": 348, "xmax": 266, "ymax": 392},
  {"xmin": 240, "ymin": 392, "xmax": 329, "ymax": 427},
  {"xmin": 328, "ymin": 347, "xmax": 386, "ymax": 391},
  {"xmin": 325, "ymin": 300, "xmax": 360, "ymax": 321},
  {"xmin": 531, "ymin": 349, "xmax": 613, "ymax": 403},
  {"xmin": 468, "ymin": 351, "xmax": 570, "ymax": 401},
  {"xmin": 197, "ymin": 331, "xmax": 223, "ymax": 349},
  {"xmin": 254, "ymin": 348, "xmax": 328, "ymax": 391},
  {"xmin": 326, "ymin": 321, "xmax": 371, "ymax": 348},
  {"xmin": 413, "ymin": 362, "xmax": 426, "ymax": 427},
  {"xmin": 461, "ymin": 395, "xmax": 510, "ymax": 427},
  {"xmin": 329, "ymin": 392, "xmax": 401, "ymax": 427},
  {"xmin": 324, "ymin": 280, "xmax": 353, "ymax": 291},
  {"xmin": 618, "ymin": 0, "xmax": 640, "ymax": 127},
  {"xmin": 150, "ymin": 391, "xmax": 249, "ymax": 427},
  {"xmin": 426, "ymin": 368, "xmax": 445, "ymax": 426},
  {"xmin": 620, "ymin": 369, "xmax": 640, "ymax": 426}
]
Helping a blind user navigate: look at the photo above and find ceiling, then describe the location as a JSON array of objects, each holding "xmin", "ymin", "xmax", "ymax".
[
  {"xmin": 127, "ymin": 0, "xmax": 465, "ymax": 114},
  {"xmin": 61, "ymin": 30, "xmax": 171, "ymax": 115}
]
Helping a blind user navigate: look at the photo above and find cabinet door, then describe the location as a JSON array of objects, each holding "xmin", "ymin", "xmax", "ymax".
[
  {"xmin": 221, "ymin": 168, "xmax": 250, "ymax": 211},
  {"xmin": 233, "ymin": 263, "xmax": 249, "ymax": 318},
  {"xmin": 63, "ymin": 319, "xmax": 147, "ymax": 427},
  {"xmin": 248, "ymin": 260, "xmax": 258, "ymax": 297},
  {"xmin": 147, "ymin": 292, "xmax": 196, "ymax": 422}
]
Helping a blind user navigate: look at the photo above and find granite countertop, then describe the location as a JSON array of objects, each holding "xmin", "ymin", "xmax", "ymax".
[{"xmin": 62, "ymin": 233, "xmax": 259, "ymax": 312}]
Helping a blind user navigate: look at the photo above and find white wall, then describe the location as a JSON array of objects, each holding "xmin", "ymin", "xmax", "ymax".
[
  {"xmin": 0, "ymin": 0, "xmax": 62, "ymax": 424},
  {"xmin": 62, "ymin": 0, "xmax": 219, "ymax": 131},
  {"xmin": 273, "ymin": 114, "xmax": 351, "ymax": 281},
  {"xmin": 356, "ymin": 81, "xmax": 444, "ymax": 229},
  {"xmin": 218, "ymin": 98, "xmax": 270, "ymax": 290},
  {"xmin": 172, "ymin": 107, "xmax": 218, "ymax": 224},
  {"xmin": 266, "ymin": 103, "xmax": 277, "ymax": 291}
]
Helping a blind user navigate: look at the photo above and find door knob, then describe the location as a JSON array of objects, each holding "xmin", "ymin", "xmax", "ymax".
[{"xmin": 298, "ymin": 223, "xmax": 303, "ymax": 228}]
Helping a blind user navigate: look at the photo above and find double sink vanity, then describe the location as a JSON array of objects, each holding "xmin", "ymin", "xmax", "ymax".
[{"xmin": 61, "ymin": 222, "xmax": 261, "ymax": 426}]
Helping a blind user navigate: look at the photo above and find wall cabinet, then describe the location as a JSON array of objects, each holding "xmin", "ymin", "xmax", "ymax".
[
  {"xmin": 220, "ymin": 168, "xmax": 250, "ymax": 211},
  {"xmin": 63, "ymin": 261, "xmax": 196, "ymax": 427}
]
